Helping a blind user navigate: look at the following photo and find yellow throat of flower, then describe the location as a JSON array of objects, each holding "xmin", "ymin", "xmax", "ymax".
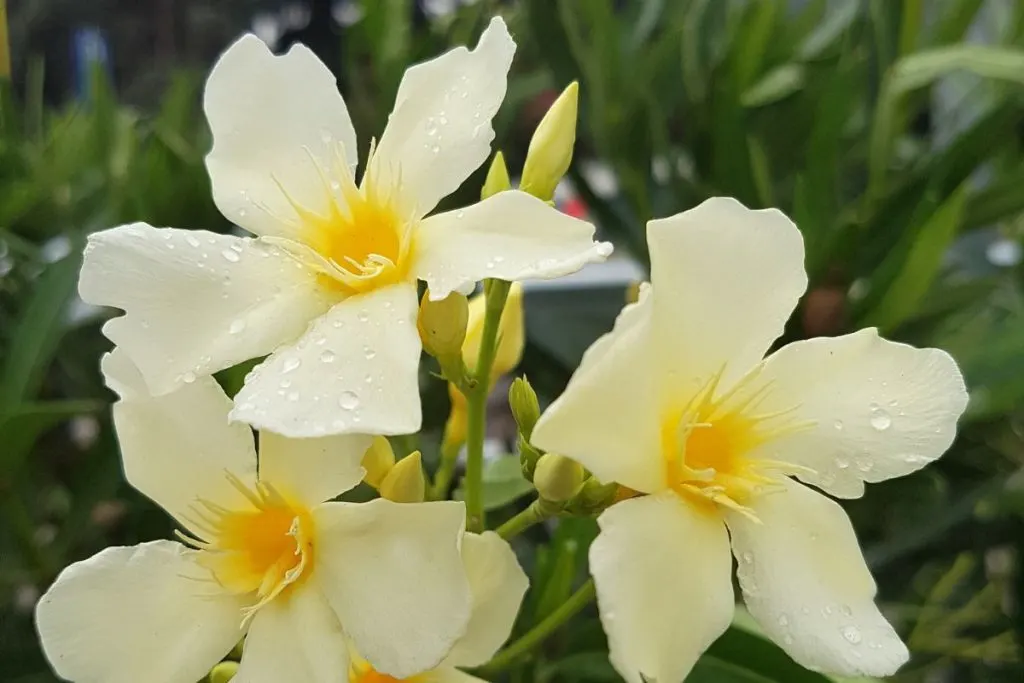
[
  {"xmin": 661, "ymin": 366, "xmax": 812, "ymax": 520},
  {"xmin": 348, "ymin": 652, "xmax": 426, "ymax": 683},
  {"xmin": 270, "ymin": 143, "xmax": 413, "ymax": 295},
  {"xmin": 179, "ymin": 473, "xmax": 315, "ymax": 619}
]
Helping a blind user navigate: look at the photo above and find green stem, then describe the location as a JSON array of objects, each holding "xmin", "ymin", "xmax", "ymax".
[
  {"xmin": 429, "ymin": 437, "xmax": 463, "ymax": 501},
  {"xmin": 464, "ymin": 279, "xmax": 511, "ymax": 532},
  {"xmin": 478, "ymin": 579, "xmax": 597, "ymax": 674},
  {"xmin": 496, "ymin": 499, "xmax": 553, "ymax": 540}
]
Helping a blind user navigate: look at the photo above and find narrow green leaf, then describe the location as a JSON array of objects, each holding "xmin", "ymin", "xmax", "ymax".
[
  {"xmin": 863, "ymin": 186, "xmax": 968, "ymax": 332},
  {"xmin": 741, "ymin": 63, "xmax": 805, "ymax": 107}
]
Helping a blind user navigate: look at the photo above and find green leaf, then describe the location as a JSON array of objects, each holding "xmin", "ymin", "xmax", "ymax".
[
  {"xmin": 0, "ymin": 249, "xmax": 83, "ymax": 410},
  {"xmin": 454, "ymin": 454, "xmax": 534, "ymax": 511},
  {"xmin": 963, "ymin": 166, "xmax": 1024, "ymax": 230},
  {"xmin": 862, "ymin": 185, "xmax": 968, "ymax": 332},
  {"xmin": 741, "ymin": 63, "xmax": 806, "ymax": 107}
]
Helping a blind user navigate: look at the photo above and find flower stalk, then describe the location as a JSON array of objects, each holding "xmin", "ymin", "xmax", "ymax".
[
  {"xmin": 495, "ymin": 498, "xmax": 558, "ymax": 540},
  {"xmin": 463, "ymin": 278, "xmax": 511, "ymax": 531}
]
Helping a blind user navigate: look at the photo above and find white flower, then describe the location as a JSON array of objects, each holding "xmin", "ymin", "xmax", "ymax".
[
  {"xmin": 348, "ymin": 531, "xmax": 529, "ymax": 683},
  {"xmin": 35, "ymin": 350, "xmax": 472, "ymax": 683},
  {"xmin": 531, "ymin": 198, "xmax": 969, "ymax": 683},
  {"xmin": 78, "ymin": 18, "xmax": 610, "ymax": 438}
]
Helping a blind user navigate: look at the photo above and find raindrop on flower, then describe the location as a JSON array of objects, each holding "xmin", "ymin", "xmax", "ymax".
[
  {"xmin": 185, "ymin": 235, "xmax": 200, "ymax": 248},
  {"xmin": 741, "ymin": 551, "xmax": 754, "ymax": 564},
  {"xmin": 363, "ymin": 346, "xmax": 376, "ymax": 360},
  {"xmin": 869, "ymin": 404, "xmax": 891, "ymax": 431},
  {"xmin": 320, "ymin": 350, "xmax": 336, "ymax": 364},
  {"xmin": 182, "ymin": 372, "xmax": 196, "ymax": 384},
  {"xmin": 836, "ymin": 457, "xmax": 850, "ymax": 469},
  {"xmin": 777, "ymin": 614, "xmax": 789, "ymax": 627},
  {"xmin": 357, "ymin": 311, "xmax": 370, "ymax": 323},
  {"xmin": 229, "ymin": 319, "xmax": 246, "ymax": 335},
  {"xmin": 833, "ymin": 419, "xmax": 844, "ymax": 431},
  {"xmin": 237, "ymin": 209, "xmax": 247, "ymax": 218},
  {"xmin": 279, "ymin": 378, "xmax": 292, "ymax": 389},
  {"xmin": 840, "ymin": 604, "xmax": 853, "ymax": 617},
  {"xmin": 841, "ymin": 626, "xmax": 862, "ymax": 644},
  {"xmin": 339, "ymin": 391, "xmax": 360, "ymax": 410},
  {"xmin": 282, "ymin": 357, "xmax": 301, "ymax": 373},
  {"xmin": 222, "ymin": 249, "xmax": 240, "ymax": 263}
]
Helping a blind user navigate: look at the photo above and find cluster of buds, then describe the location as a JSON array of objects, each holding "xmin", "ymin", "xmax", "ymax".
[
  {"xmin": 508, "ymin": 377, "xmax": 617, "ymax": 515},
  {"xmin": 361, "ymin": 437, "xmax": 427, "ymax": 504}
]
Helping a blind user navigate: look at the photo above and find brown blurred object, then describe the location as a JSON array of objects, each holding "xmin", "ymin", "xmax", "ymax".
[{"xmin": 802, "ymin": 285, "xmax": 848, "ymax": 337}]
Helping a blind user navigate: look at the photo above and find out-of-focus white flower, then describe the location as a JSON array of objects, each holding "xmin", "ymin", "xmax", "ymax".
[
  {"xmin": 36, "ymin": 350, "xmax": 472, "ymax": 683},
  {"xmin": 79, "ymin": 17, "xmax": 610, "ymax": 438},
  {"xmin": 532, "ymin": 197, "xmax": 969, "ymax": 683},
  {"xmin": 348, "ymin": 531, "xmax": 528, "ymax": 683}
]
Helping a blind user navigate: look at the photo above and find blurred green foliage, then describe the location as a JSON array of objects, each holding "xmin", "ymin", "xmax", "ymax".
[{"xmin": 1, "ymin": 1, "xmax": 1023, "ymax": 682}]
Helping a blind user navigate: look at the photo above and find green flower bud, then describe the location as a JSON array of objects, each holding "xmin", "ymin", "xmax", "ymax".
[
  {"xmin": 568, "ymin": 476, "xmax": 620, "ymax": 515},
  {"xmin": 379, "ymin": 451, "xmax": 426, "ymax": 503},
  {"xmin": 534, "ymin": 453, "xmax": 584, "ymax": 503},
  {"xmin": 508, "ymin": 376, "xmax": 541, "ymax": 439},
  {"xmin": 481, "ymin": 150, "xmax": 512, "ymax": 199},
  {"xmin": 418, "ymin": 290, "xmax": 469, "ymax": 365},
  {"xmin": 519, "ymin": 435, "xmax": 544, "ymax": 481},
  {"xmin": 209, "ymin": 661, "xmax": 239, "ymax": 683},
  {"xmin": 520, "ymin": 82, "xmax": 579, "ymax": 202}
]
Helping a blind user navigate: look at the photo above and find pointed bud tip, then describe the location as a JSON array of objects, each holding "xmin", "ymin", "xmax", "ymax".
[
  {"xmin": 509, "ymin": 376, "xmax": 541, "ymax": 439},
  {"xmin": 521, "ymin": 82, "xmax": 580, "ymax": 201},
  {"xmin": 210, "ymin": 661, "xmax": 240, "ymax": 683},
  {"xmin": 380, "ymin": 451, "xmax": 426, "ymax": 503},
  {"xmin": 482, "ymin": 150, "xmax": 513, "ymax": 200},
  {"xmin": 362, "ymin": 436, "xmax": 396, "ymax": 489}
]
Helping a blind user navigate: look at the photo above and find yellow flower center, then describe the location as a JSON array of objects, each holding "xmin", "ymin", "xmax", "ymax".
[
  {"xmin": 179, "ymin": 473, "xmax": 315, "ymax": 617},
  {"xmin": 661, "ymin": 366, "xmax": 811, "ymax": 519},
  {"xmin": 348, "ymin": 653, "xmax": 426, "ymax": 683},
  {"xmin": 270, "ymin": 144, "xmax": 413, "ymax": 295}
]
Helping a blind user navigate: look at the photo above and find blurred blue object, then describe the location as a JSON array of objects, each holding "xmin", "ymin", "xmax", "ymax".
[{"xmin": 72, "ymin": 26, "xmax": 111, "ymax": 101}]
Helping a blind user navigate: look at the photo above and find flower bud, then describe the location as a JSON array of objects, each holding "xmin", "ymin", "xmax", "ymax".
[
  {"xmin": 361, "ymin": 436, "xmax": 396, "ymax": 489},
  {"xmin": 209, "ymin": 661, "xmax": 239, "ymax": 683},
  {"xmin": 481, "ymin": 151, "xmax": 512, "ymax": 200},
  {"xmin": 520, "ymin": 82, "xmax": 579, "ymax": 202},
  {"xmin": 509, "ymin": 376, "xmax": 540, "ymax": 440},
  {"xmin": 534, "ymin": 453, "xmax": 584, "ymax": 503},
  {"xmin": 418, "ymin": 290, "xmax": 469, "ymax": 363},
  {"xmin": 519, "ymin": 435, "xmax": 544, "ymax": 481},
  {"xmin": 379, "ymin": 451, "xmax": 426, "ymax": 503}
]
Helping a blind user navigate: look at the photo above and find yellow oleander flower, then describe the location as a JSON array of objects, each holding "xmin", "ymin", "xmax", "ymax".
[
  {"xmin": 532, "ymin": 198, "xmax": 969, "ymax": 683},
  {"xmin": 349, "ymin": 532, "xmax": 528, "ymax": 683},
  {"xmin": 36, "ymin": 351, "xmax": 472, "ymax": 683},
  {"xmin": 78, "ymin": 18, "xmax": 609, "ymax": 439}
]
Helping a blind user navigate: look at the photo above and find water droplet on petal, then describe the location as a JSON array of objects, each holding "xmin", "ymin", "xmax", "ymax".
[
  {"xmin": 357, "ymin": 311, "xmax": 370, "ymax": 323},
  {"xmin": 783, "ymin": 635, "xmax": 794, "ymax": 645},
  {"xmin": 333, "ymin": 319, "xmax": 345, "ymax": 329},
  {"xmin": 841, "ymin": 626, "xmax": 862, "ymax": 644},
  {"xmin": 280, "ymin": 378, "xmax": 292, "ymax": 389},
  {"xmin": 320, "ymin": 350, "xmax": 336, "ymax": 364},
  {"xmin": 833, "ymin": 419, "xmax": 844, "ymax": 431},
  {"xmin": 222, "ymin": 249, "xmax": 240, "ymax": 263},
  {"xmin": 229, "ymin": 319, "xmax": 246, "ymax": 335},
  {"xmin": 430, "ymin": 144, "xmax": 441, "ymax": 154},
  {"xmin": 363, "ymin": 346, "xmax": 376, "ymax": 360},
  {"xmin": 869, "ymin": 405, "xmax": 891, "ymax": 431},
  {"xmin": 182, "ymin": 372, "xmax": 196, "ymax": 384},
  {"xmin": 777, "ymin": 614, "xmax": 789, "ymax": 627},
  {"xmin": 339, "ymin": 391, "xmax": 360, "ymax": 410},
  {"xmin": 840, "ymin": 604, "xmax": 853, "ymax": 617},
  {"xmin": 741, "ymin": 552, "xmax": 754, "ymax": 564},
  {"xmin": 456, "ymin": 210, "xmax": 465, "ymax": 219},
  {"xmin": 185, "ymin": 234, "xmax": 200, "ymax": 248},
  {"xmin": 282, "ymin": 357, "xmax": 301, "ymax": 373},
  {"xmin": 836, "ymin": 457, "xmax": 850, "ymax": 469},
  {"xmin": 237, "ymin": 209, "xmax": 247, "ymax": 218}
]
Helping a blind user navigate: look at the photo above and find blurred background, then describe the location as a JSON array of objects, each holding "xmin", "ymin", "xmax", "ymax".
[{"xmin": 1, "ymin": 0, "xmax": 1023, "ymax": 681}]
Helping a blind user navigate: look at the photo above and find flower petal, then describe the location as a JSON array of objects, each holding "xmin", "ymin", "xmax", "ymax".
[
  {"xmin": 35, "ymin": 541, "xmax": 246, "ymax": 683},
  {"xmin": 235, "ymin": 583, "xmax": 348, "ymax": 683},
  {"xmin": 80, "ymin": 224, "xmax": 336, "ymax": 395},
  {"xmin": 205, "ymin": 34, "xmax": 359, "ymax": 240},
  {"xmin": 367, "ymin": 17, "xmax": 514, "ymax": 219},
  {"xmin": 313, "ymin": 499, "xmax": 472, "ymax": 678},
  {"xmin": 531, "ymin": 291, "xmax": 664, "ymax": 493},
  {"xmin": 647, "ymin": 197, "xmax": 807, "ymax": 396},
  {"xmin": 728, "ymin": 479, "xmax": 909, "ymax": 676},
  {"xmin": 423, "ymin": 669, "xmax": 489, "ymax": 683},
  {"xmin": 231, "ymin": 283, "xmax": 421, "ymax": 437},
  {"xmin": 590, "ymin": 493, "xmax": 734, "ymax": 683},
  {"xmin": 257, "ymin": 431, "xmax": 371, "ymax": 507},
  {"xmin": 755, "ymin": 328, "xmax": 968, "ymax": 498},
  {"xmin": 442, "ymin": 531, "xmax": 529, "ymax": 668},
  {"xmin": 103, "ymin": 351, "xmax": 258, "ymax": 531},
  {"xmin": 412, "ymin": 191, "xmax": 611, "ymax": 300}
]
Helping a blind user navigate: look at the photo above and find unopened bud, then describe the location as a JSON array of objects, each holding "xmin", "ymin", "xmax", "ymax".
[
  {"xmin": 361, "ymin": 436, "xmax": 396, "ymax": 489},
  {"xmin": 520, "ymin": 82, "xmax": 579, "ymax": 202},
  {"xmin": 481, "ymin": 151, "xmax": 512, "ymax": 200},
  {"xmin": 625, "ymin": 281, "xmax": 641, "ymax": 304},
  {"xmin": 534, "ymin": 453, "xmax": 584, "ymax": 503},
  {"xmin": 210, "ymin": 661, "xmax": 239, "ymax": 683},
  {"xmin": 418, "ymin": 290, "xmax": 469, "ymax": 363},
  {"xmin": 509, "ymin": 376, "xmax": 540, "ymax": 439},
  {"xmin": 379, "ymin": 451, "xmax": 426, "ymax": 503}
]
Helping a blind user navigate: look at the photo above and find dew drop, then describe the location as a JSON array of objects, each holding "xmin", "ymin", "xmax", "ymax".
[
  {"xmin": 339, "ymin": 391, "xmax": 360, "ymax": 410},
  {"xmin": 320, "ymin": 129, "xmax": 333, "ymax": 144},
  {"xmin": 182, "ymin": 371, "xmax": 196, "ymax": 384},
  {"xmin": 357, "ymin": 311, "xmax": 370, "ymax": 323},
  {"xmin": 841, "ymin": 626, "xmax": 862, "ymax": 644},
  {"xmin": 836, "ymin": 457, "xmax": 850, "ymax": 469},
  {"xmin": 493, "ymin": 255, "xmax": 505, "ymax": 264},
  {"xmin": 330, "ymin": 180, "xmax": 341, "ymax": 191},
  {"xmin": 279, "ymin": 378, "xmax": 292, "ymax": 389},
  {"xmin": 783, "ymin": 635, "xmax": 794, "ymax": 645},
  {"xmin": 840, "ymin": 604, "xmax": 853, "ymax": 617},
  {"xmin": 185, "ymin": 234, "xmax": 200, "ymax": 247},
  {"xmin": 777, "ymin": 614, "xmax": 789, "ymax": 627},
  {"xmin": 833, "ymin": 419, "xmax": 844, "ymax": 431},
  {"xmin": 332, "ymin": 418, "xmax": 347, "ymax": 430},
  {"xmin": 333, "ymin": 319, "xmax": 345, "ymax": 329},
  {"xmin": 741, "ymin": 551, "xmax": 754, "ymax": 564},
  {"xmin": 363, "ymin": 346, "xmax": 376, "ymax": 360},
  {"xmin": 320, "ymin": 350, "xmax": 336, "ymax": 364},
  {"xmin": 237, "ymin": 209, "xmax": 247, "ymax": 218},
  {"xmin": 430, "ymin": 144, "xmax": 441, "ymax": 154},
  {"xmin": 222, "ymin": 249, "xmax": 240, "ymax": 263},
  {"xmin": 364, "ymin": 374, "xmax": 374, "ymax": 385},
  {"xmin": 282, "ymin": 357, "xmax": 301, "ymax": 373},
  {"xmin": 229, "ymin": 319, "xmax": 246, "ymax": 335},
  {"xmin": 456, "ymin": 210, "xmax": 465, "ymax": 220},
  {"xmin": 869, "ymin": 404, "xmax": 891, "ymax": 431}
]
